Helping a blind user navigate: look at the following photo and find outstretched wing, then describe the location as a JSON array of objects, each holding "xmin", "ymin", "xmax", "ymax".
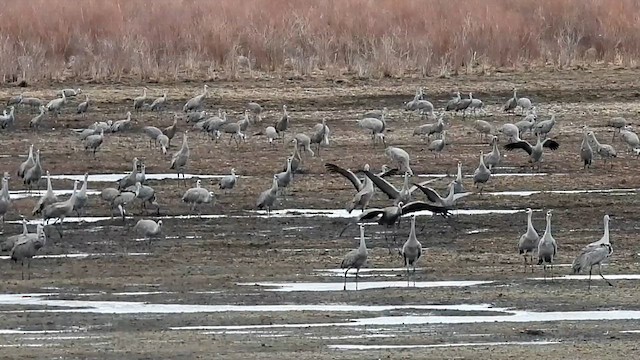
[
  {"xmin": 541, "ymin": 139, "xmax": 560, "ymax": 151},
  {"xmin": 402, "ymin": 201, "xmax": 450, "ymax": 217},
  {"xmin": 358, "ymin": 209, "xmax": 385, "ymax": 221},
  {"xmin": 410, "ymin": 182, "xmax": 441, "ymax": 203},
  {"xmin": 325, "ymin": 163, "xmax": 362, "ymax": 191},
  {"xmin": 362, "ymin": 170, "xmax": 400, "ymax": 200},
  {"xmin": 504, "ymin": 141, "xmax": 533, "ymax": 155}
]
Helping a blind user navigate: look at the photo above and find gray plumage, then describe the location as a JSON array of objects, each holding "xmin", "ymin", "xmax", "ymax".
[
  {"xmin": 412, "ymin": 180, "xmax": 471, "ymax": 208},
  {"xmin": 454, "ymin": 92, "xmax": 472, "ymax": 117},
  {"xmin": 112, "ymin": 187, "xmax": 138, "ymax": 220},
  {"xmin": 76, "ymin": 94, "xmax": 90, "ymax": 116},
  {"xmin": 427, "ymin": 131, "xmax": 447, "ymax": 158},
  {"xmin": 580, "ymin": 128, "xmax": 593, "ymax": 169},
  {"xmin": 473, "ymin": 120, "xmax": 494, "ymax": 141},
  {"xmin": 468, "ymin": 92, "xmax": 485, "ymax": 115},
  {"xmin": 149, "ymin": 92, "xmax": 167, "ymax": 111},
  {"xmin": 0, "ymin": 174, "xmax": 11, "ymax": 223},
  {"xmin": 10, "ymin": 223, "xmax": 46, "ymax": 280},
  {"xmin": 111, "ymin": 112, "xmax": 132, "ymax": 133},
  {"xmin": 256, "ymin": 175, "xmax": 279, "ymax": 214},
  {"xmin": 445, "ymin": 92, "xmax": 461, "ymax": 111},
  {"xmin": 340, "ymin": 224, "xmax": 368, "ymax": 291},
  {"xmin": 274, "ymin": 104, "xmax": 290, "ymax": 140},
  {"xmin": 135, "ymin": 163, "xmax": 146, "ymax": 184},
  {"xmin": 310, "ymin": 118, "xmax": 330, "ymax": 155},
  {"xmin": 275, "ymin": 158, "xmax": 294, "ymax": 193},
  {"xmin": 84, "ymin": 129, "xmax": 105, "ymax": 158},
  {"xmin": 503, "ymin": 88, "xmax": 517, "ymax": 112},
  {"xmin": 587, "ymin": 131, "xmax": 617, "ymax": 167},
  {"xmin": 608, "ymin": 117, "xmax": 627, "ymax": 140},
  {"xmin": 0, "ymin": 106, "xmax": 16, "ymax": 128},
  {"xmin": 29, "ymin": 106, "xmax": 47, "ymax": 130},
  {"xmin": 357, "ymin": 115, "xmax": 386, "ymax": 144},
  {"xmin": 72, "ymin": 173, "xmax": 89, "ymax": 216},
  {"xmin": 219, "ymin": 168, "xmax": 238, "ymax": 190},
  {"xmin": 537, "ymin": 210, "xmax": 558, "ymax": 281},
  {"xmin": 183, "ymin": 85, "xmax": 209, "ymax": 112},
  {"xmin": 133, "ymin": 88, "xmax": 148, "ymax": 111},
  {"xmin": 21, "ymin": 97, "xmax": 43, "ymax": 108},
  {"xmin": 101, "ymin": 187, "xmax": 120, "ymax": 204},
  {"xmin": 294, "ymin": 133, "xmax": 315, "ymax": 157},
  {"xmin": 517, "ymin": 96, "xmax": 532, "ymax": 114},
  {"xmin": 413, "ymin": 115, "xmax": 444, "ymax": 140},
  {"xmin": 46, "ymin": 92, "xmax": 67, "ymax": 116},
  {"xmin": 18, "ymin": 144, "xmax": 35, "ymax": 179},
  {"xmin": 162, "ymin": 116, "xmax": 178, "ymax": 146},
  {"xmin": 265, "ymin": 126, "xmax": 278, "ymax": 146},
  {"xmin": 363, "ymin": 107, "xmax": 388, "ymax": 120},
  {"xmin": 619, "ymin": 126, "xmax": 639, "ymax": 151},
  {"xmin": 182, "ymin": 179, "xmax": 215, "ymax": 214},
  {"xmin": 157, "ymin": 134, "xmax": 169, "ymax": 155},
  {"xmin": 186, "ymin": 110, "xmax": 207, "ymax": 123},
  {"xmin": 473, "ymin": 151, "xmax": 491, "ymax": 190},
  {"xmin": 33, "ymin": 171, "xmax": 58, "ymax": 215},
  {"xmin": 572, "ymin": 214, "xmax": 613, "ymax": 289},
  {"xmin": 126, "ymin": 182, "xmax": 159, "ymax": 214},
  {"xmin": 503, "ymin": 135, "xmax": 560, "ymax": 171},
  {"xmin": 133, "ymin": 219, "xmax": 163, "ymax": 243},
  {"xmin": 453, "ymin": 162, "xmax": 465, "ymax": 194},
  {"xmin": 220, "ymin": 122, "xmax": 246, "ymax": 146},
  {"xmin": 518, "ymin": 208, "xmax": 539, "ymax": 273},
  {"xmin": 58, "ymin": 88, "xmax": 82, "ymax": 97},
  {"xmin": 2, "ymin": 218, "xmax": 28, "ymax": 252},
  {"xmin": 498, "ymin": 123, "xmax": 521, "ymax": 143},
  {"xmin": 515, "ymin": 108, "xmax": 537, "ymax": 135},
  {"xmin": 247, "ymin": 102, "xmax": 263, "ymax": 116},
  {"xmin": 170, "ymin": 132, "xmax": 190, "ymax": 180},
  {"xmin": 483, "ymin": 136, "xmax": 502, "ymax": 170},
  {"xmin": 533, "ymin": 114, "xmax": 556, "ymax": 138},
  {"xmin": 385, "ymin": 146, "xmax": 413, "ymax": 176},
  {"xmin": 325, "ymin": 163, "xmax": 376, "ymax": 213},
  {"xmin": 401, "ymin": 215, "xmax": 422, "ymax": 283},
  {"xmin": 143, "ymin": 126, "xmax": 163, "ymax": 147},
  {"xmin": 42, "ymin": 180, "xmax": 79, "ymax": 237},
  {"xmin": 23, "ymin": 149, "xmax": 43, "ymax": 190},
  {"xmin": 7, "ymin": 94, "xmax": 23, "ymax": 106},
  {"xmin": 118, "ymin": 158, "xmax": 140, "ymax": 190}
]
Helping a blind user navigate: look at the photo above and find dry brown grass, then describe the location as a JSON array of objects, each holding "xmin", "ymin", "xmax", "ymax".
[{"xmin": 1, "ymin": 0, "xmax": 640, "ymax": 82}]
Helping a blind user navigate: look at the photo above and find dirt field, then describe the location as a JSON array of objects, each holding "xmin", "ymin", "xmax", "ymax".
[{"xmin": 2, "ymin": 68, "xmax": 640, "ymax": 359}]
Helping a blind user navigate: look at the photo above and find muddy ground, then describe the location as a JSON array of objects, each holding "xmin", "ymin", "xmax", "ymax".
[{"xmin": 1, "ymin": 68, "xmax": 640, "ymax": 358}]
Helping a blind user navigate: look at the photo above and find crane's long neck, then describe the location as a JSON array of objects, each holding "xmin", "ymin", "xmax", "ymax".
[
  {"xmin": 1, "ymin": 179, "xmax": 9, "ymax": 199},
  {"xmin": 28, "ymin": 146, "xmax": 33, "ymax": 159},
  {"xmin": 402, "ymin": 173, "xmax": 410, "ymax": 192},
  {"xmin": 456, "ymin": 163, "xmax": 462, "ymax": 181},
  {"xmin": 544, "ymin": 215, "xmax": 552, "ymax": 236},
  {"xmin": 47, "ymin": 174, "xmax": 53, "ymax": 191},
  {"xmin": 409, "ymin": 217, "xmax": 416, "ymax": 242},
  {"xmin": 271, "ymin": 177, "xmax": 279, "ymax": 193},
  {"xmin": 21, "ymin": 220, "xmax": 28, "ymax": 235},
  {"xmin": 527, "ymin": 211, "xmax": 534, "ymax": 231},
  {"xmin": 359, "ymin": 226, "xmax": 367, "ymax": 249},
  {"xmin": 581, "ymin": 132, "xmax": 590, "ymax": 147},
  {"xmin": 603, "ymin": 217, "xmax": 610, "ymax": 244}
]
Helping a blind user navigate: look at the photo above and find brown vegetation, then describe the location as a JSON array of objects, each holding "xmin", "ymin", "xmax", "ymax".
[{"xmin": 1, "ymin": 0, "xmax": 640, "ymax": 82}]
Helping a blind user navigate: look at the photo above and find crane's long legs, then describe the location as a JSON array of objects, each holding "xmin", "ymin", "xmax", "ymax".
[
  {"xmin": 343, "ymin": 268, "xmax": 350, "ymax": 291},
  {"xmin": 355, "ymin": 268, "xmax": 360, "ymax": 291},
  {"xmin": 598, "ymin": 264, "xmax": 614, "ymax": 287}
]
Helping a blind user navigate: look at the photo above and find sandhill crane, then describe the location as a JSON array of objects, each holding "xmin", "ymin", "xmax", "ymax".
[
  {"xmin": 580, "ymin": 127, "xmax": 593, "ymax": 169},
  {"xmin": 182, "ymin": 179, "xmax": 215, "ymax": 215},
  {"xmin": 517, "ymin": 94, "xmax": 532, "ymax": 114},
  {"xmin": 287, "ymin": 138, "xmax": 303, "ymax": 174},
  {"xmin": 515, "ymin": 108, "xmax": 537, "ymax": 136},
  {"xmin": 157, "ymin": 134, "xmax": 170, "ymax": 155},
  {"xmin": 143, "ymin": 126, "xmax": 163, "ymax": 147},
  {"xmin": 357, "ymin": 115, "xmax": 386, "ymax": 146},
  {"xmin": 586, "ymin": 131, "xmax": 617, "ymax": 167},
  {"xmin": 127, "ymin": 181, "xmax": 159, "ymax": 214},
  {"xmin": 453, "ymin": 162, "xmax": 465, "ymax": 194},
  {"xmin": 92, "ymin": 120, "xmax": 113, "ymax": 133},
  {"xmin": 219, "ymin": 168, "xmax": 238, "ymax": 192},
  {"xmin": 385, "ymin": 146, "xmax": 413, "ymax": 176},
  {"xmin": 473, "ymin": 120, "xmax": 494, "ymax": 142},
  {"xmin": 498, "ymin": 123, "xmax": 521, "ymax": 143},
  {"xmin": 427, "ymin": 131, "xmax": 447, "ymax": 158},
  {"xmin": 325, "ymin": 163, "xmax": 397, "ymax": 213},
  {"xmin": 101, "ymin": 187, "xmax": 120, "ymax": 206},
  {"xmin": 256, "ymin": 175, "xmax": 279, "ymax": 214},
  {"xmin": 21, "ymin": 97, "xmax": 42, "ymax": 108},
  {"xmin": 112, "ymin": 186, "xmax": 138, "ymax": 221},
  {"xmin": 18, "ymin": 145, "xmax": 35, "ymax": 179},
  {"xmin": 294, "ymin": 133, "xmax": 315, "ymax": 157},
  {"xmin": 162, "ymin": 116, "xmax": 178, "ymax": 147},
  {"xmin": 0, "ymin": 106, "xmax": 15, "ymax": 128},
  {"xmin": 445, "ymin": 92, "xmax": 461, "ymax": 112},
  {"xmin": 135, "ymin": 163, "xmax": 146, "ymax": 184},
  {"xmin": 473, "ymin": 151, "xmax": 491, "ymax": 191},
  {"xmin": 183, "ymin": 84, "xmax": 209, "ymax": 112},
  {"xmin": 468, "ymin": 92, "xmax": 485, "ymax": 116},
  {"xmin": 401, "ymin": 215, "xmax": 422, "ymax": 284},
  {"xmin": 76, "ymin": 94, "xmax": 90, "ymax": 117},
  {"xmin": 275, "ymin": 158, "xmax": 294, "ymax": 196},
  {"xmin": 455, "ymin": 93, "xmax": 472, "ymax": 117},
  {"xmin": 170, "ymin": 132, "xmax": 190, "ymax": 183},
  {"xmin": 23, "ymin": 149, "xmax": 42, "ymax": 191},
  {"xmin": 111, "ymin": 112, "xmax": 132, "ymax": 133},
  {"xmin": 533, "ymin": 114, "xmax": 556, "ymax": 138},
  {"xmin": 73, "ymin": 173, "xmax": 89, "ymax": 216},
  {"xmin": 265, "ymin": 126, "xmax": 278, "ymax": 146},
  {"xmin": 619, "ymin": 125, "xmax": 639, "ymax": 152},
  {"xmin": 413, "ymin": 115, "xmax": 445, "ymax": 141},
  {"xmin": 10, "ymin": 223, "xmax": 46, "ymax": 280},
  {"xmin": 362, "ymin": 171, "xmax": 422, "ymax": 205},
  {"xmin": 149, "ymin": 92, "xmax": 167, "ymax": 111},
  {"xmin": 118, "ymin": 158, "xmax": 140, "ymax": 190},
  {"xmin": 46, "ymin": 92, "xmax": 66, "ymax": 116},
  {"xmin": 0, "ymin": 174, "xmax": 11, "ymax": 225},
  {"xmin": 274, "ymin": 105, "xmax": 290, "ymax": 142},
  {"xmin": 1, "ymin": 218, "xmax": 28, "ymax": 252},
  {"xmin": 84, "ymin": 129, "xmax": 104, "ymax": 158},
  {"xmin": 503, "ymin": 135, "xmax": 560, "ymax": 171},
  {"xmin": 503, "ymin": 88, "xmax": 517, "ymax": 113},
  {"xmin": 187, "ymin": 110, "xmax": 207, "ymax": 123},
  {"xmin": 220, "ymin": 122, "xmax": 246, "ymax": 146},
  {"xmin": 133, "ymin": 219, "xmax": 163, "ymax": 246},
  {"xmin": 133, "ymin": 88, "xmax": 148, "ymax": 112},
  {"xmin": 32, "ymin": 171, "xmax": 58, "ymax": 216},
  {"xmin": 608, "ymin": 117, "xmax": 627, "ymax": 140},
  {"xmin": 538, "ymin": 210, "xmax": 557, "ymax": 281},
  {"xmin": 29, "ymin": 106, "xmax": 46, "ymax": 130},
  {"xmin": 363, "ymin": 107, "xmax": 388, "ymax": 120},
  {"xmin": 310, "ymin": 118, "xmax": 330, "ymax": 155},
  {"xmin": 518, "ymin": 208, "xmax": 539, "ymax": 273},
  {"xmin": 7, "ymin": 94, "xmax": 22, "ymax": 106},
  {"xmin": 59, "ymin": 88, "xmax": 82, "ymax": 97},
  {"xmin": 237, "ymin": 110, "xmax": 252, "ymax": 132},
  {"xmin": 247, "ymin": 102, "xmax": 263, "ymax": 118},
  {"xmin": 412, "ymin": 180, "xmax": 471, "ymax": 208},
  {"xmin": 483, "ymin": 136, "xmax": 502, "ymax": 170},
  {"xmin": 572, "ymin": 214, "xmax": 614, "ymax": 290},
  {"xmin": 341, "ymin": 224, "xmax": 368, "ymax": 291},
  {"xmin": 42, "ymin": 180, "xmax": 79, "ymax": 238}
]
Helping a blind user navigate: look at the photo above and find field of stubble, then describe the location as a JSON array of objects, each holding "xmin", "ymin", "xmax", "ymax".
[{"xmin": 1, "ymin": 68, "xmax": 640, "ymax": 359}]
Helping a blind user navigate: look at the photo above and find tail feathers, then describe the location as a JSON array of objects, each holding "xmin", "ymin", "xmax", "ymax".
[{"xmin": 537, "ymin": 255, "xmax": 552, "ymax": 265}]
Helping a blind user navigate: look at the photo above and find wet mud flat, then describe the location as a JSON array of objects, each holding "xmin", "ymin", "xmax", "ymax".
[{"xmin": 1, "ymin": 69, "xmax": 640, "ymax": 358}]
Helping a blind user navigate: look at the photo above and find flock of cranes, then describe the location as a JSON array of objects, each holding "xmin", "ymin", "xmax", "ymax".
[{"xmin": 0, "ymin": 84, "xmax": 623, "ymax": 289}]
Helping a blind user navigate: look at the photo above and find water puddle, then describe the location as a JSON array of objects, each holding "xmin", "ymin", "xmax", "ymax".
[
  {"xmin": 417, "ymin": 173, "xmax": 562, "ymax": 179},
  {"xmin": 50, "ymin": 173, "xmax": 227, "ymax": 182},
  {"xmin": 0, "ymin": 253, "xmax": 149, "ymax": 260},
  {"xmin": 9, "ymin": 190, "xmax": 100, "ymax": 200},
  {"xmin": 328, "ymin": 341, "xmax": 560, "ymax": 350},
  {"xmin": 487, "ymin": 188, "xmax": 639, "ymax": 197},
  {"xmin": 529, "ymin": 274, "xmax": 640, "ymax": 281},
  {"xmin": 237, "ymin": 280, "xmax": 493, "ymax": 292},
  {"xmin": 257, "ymin": 208, "xmax": 524, "ymax": 218}
]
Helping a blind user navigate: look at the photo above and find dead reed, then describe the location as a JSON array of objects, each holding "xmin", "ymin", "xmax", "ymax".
[{"xmin": 1, "ymin": 0, "xmax": 639, "ymax": 82}]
